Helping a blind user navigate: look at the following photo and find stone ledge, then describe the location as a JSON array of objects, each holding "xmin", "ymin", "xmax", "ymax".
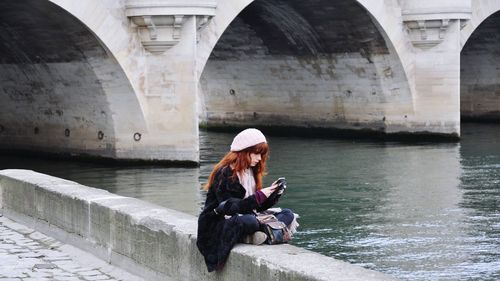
[{"xmin": 0, "ymin": 169, "xmax": 399, "ymax": 281}]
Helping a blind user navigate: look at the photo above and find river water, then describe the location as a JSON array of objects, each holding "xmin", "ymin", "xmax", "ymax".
[{"xmin": 1, "ymin": 123, "xmax": 499, "ymax": 280}]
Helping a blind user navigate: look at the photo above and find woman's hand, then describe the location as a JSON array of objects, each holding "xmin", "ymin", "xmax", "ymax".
[{"xmin": 260, "ymin": 183, "xmax": 278, "ymax": 198}]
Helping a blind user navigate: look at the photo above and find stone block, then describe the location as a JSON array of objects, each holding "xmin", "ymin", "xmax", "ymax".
[
  {"xmin": 0, "ymin": 172, "xmax": 37, "ymax": 217},
  {"xmin": 88, "ymin": 197, "xmax": 129, "ymax": 249},
  {"xmin": 106, "ymin": 200, "xmax": 183, "ymax": 276},
  {"xmin": 34, "ymin": 182, "xmax": 110, "ymax": 238}
]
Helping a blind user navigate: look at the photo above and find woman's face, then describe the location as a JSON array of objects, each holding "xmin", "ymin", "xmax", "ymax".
[{"xmin": 249, "ymin": 153, "xmax": 262, "ymax": 167}]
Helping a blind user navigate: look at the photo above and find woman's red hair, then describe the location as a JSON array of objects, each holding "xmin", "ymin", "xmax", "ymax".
[{"xmin": 204, "ymin": 142, "xmax": 269, "ymax": 191}]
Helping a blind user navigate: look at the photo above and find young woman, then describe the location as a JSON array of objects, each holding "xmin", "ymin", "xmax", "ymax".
[{"xmin": 196, "ymin": 128, "xmax": 298, "ymax": 272}]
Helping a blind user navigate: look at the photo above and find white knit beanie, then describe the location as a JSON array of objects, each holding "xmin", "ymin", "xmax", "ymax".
[{"xmin": 230, "ymin": 128, "xmax": 267, "ymax": 151}]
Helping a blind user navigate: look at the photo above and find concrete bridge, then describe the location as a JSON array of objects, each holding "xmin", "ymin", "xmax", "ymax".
[{"xmin": 0, "ymin": 0, "xmax": 499, "ymax": 163}]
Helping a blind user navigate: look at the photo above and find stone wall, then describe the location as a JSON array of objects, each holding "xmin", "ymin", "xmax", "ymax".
[{"xmin": 0, "ymin": 169, "xmax": 398, "ymax": 281}]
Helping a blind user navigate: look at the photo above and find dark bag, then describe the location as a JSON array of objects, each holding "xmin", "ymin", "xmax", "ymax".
[{"xmin": 256, "ymin": 214, "xmax": 291, "ymax": 245}]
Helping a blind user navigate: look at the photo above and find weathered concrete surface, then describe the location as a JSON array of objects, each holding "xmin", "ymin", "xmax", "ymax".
[{"xmin": 0, "ymin": 169, "xmax": 399, "ymax": 281}]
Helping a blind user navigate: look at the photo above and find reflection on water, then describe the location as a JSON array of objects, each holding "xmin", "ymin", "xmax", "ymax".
[
  {"xmin": 1, "ymin": 123, "xmax": 499, "ymax": 280},
  {"xmin": 457, "ymin": 124, "xmax": 500, "ymax": 280},
  {"xmin": 345, "ymin": 145, "xmax": 467, "ymax": 279},
  {"xmin": 258, "ymin": 137, "xmax": 471, "ymax": 280}
]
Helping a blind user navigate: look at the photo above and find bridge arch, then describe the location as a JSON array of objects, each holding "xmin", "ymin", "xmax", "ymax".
[
  {"xmin": 461, "ymin": 2, "xmax": 500, "ymax": 121},
  {"xmin": 197, "ymin": 0, "xmax": 414, "ymax": 133},
  {"xmin": 461, "ymin": 0, "xmax": 500, "ymax": 49},
  {"xmin": 0, "ymin": 0, "xmax": 146, "ymax": 158}
]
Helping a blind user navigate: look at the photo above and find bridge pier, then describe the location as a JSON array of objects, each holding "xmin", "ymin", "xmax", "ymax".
[
  {"xmin": 401, "ymin": 0, "xmax": 471, "ymax": 137},
  {"xmin": 120, "ymin": 1, "xmax": 217, "ymax": 163},
  {"xmin": 411, "ymin": 32, "xmax": 461, "ymax": 136},
  {"xmin": 124, "ymin": 15, "xmax": 201, "ymax": 163}
]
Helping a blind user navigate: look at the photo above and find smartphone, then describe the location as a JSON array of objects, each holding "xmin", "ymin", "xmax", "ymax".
[{"xmin": 276, "ymin": 177, "xmax": 286, "ymax": 194}]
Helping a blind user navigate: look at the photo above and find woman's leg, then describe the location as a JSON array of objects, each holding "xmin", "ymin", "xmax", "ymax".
[
  {"xmin": 275, "ymin": 208, "xmax": 294, "ymax": 226},
  {"xmin": 234, "ymin": 214, "xmax": 267, "ymax": 245},
  {"xmin": 234, "ymin": 214, "xmax": 260, "ymax": 235}
]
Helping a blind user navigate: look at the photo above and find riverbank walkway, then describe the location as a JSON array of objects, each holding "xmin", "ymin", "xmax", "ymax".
[{"xmin": 0, "ymin": 214, "xmax": 142, "ymax": 281}]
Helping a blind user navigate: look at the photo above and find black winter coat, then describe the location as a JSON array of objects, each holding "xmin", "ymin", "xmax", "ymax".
[{"xmin": 196, "ymin": 166, "xmax": 280, "ymax": 272}]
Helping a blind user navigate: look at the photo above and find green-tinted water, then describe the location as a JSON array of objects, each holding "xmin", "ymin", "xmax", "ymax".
[{"xmin": 1, "ymin": 123, "xmax": 499, "ymax": 280}]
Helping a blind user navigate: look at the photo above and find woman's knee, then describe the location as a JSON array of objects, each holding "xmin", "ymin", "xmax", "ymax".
[
  {"xmin": 276, "ymin": 208, "xmax": 294, "ymax": 226},
  {"xmin": 236, "ymin": 214, "xmax": 259, "ymax": 233}
]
